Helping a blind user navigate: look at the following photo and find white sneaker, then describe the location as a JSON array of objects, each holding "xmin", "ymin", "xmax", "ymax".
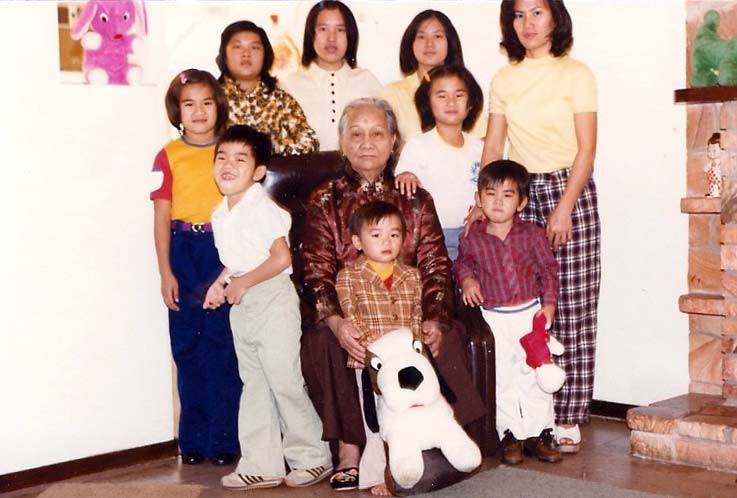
[
  {"xmin": 221, "ymin": 472, "xmax": 283, "ymax": 490},
  {"xmin": 284, "ymin": 465, "xmax": 333, "ymax": 487}
]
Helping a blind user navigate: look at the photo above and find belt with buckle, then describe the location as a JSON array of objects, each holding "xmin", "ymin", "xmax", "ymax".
[{"xmin": 171, "ymin": 220, "xmax": 213, "ymax": 233}]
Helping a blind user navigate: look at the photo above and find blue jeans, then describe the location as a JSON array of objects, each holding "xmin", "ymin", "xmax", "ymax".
[
  {"xmin": 169, "ymin": 227, "xmax": 242, "ymax": 457},
  {"xmin": 443, "ymin": 226, "xmax": 463, "ymax": 262}
]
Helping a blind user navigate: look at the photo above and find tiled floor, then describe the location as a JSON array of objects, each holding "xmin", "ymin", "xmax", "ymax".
[{"xmin": 4, "ymin": 417, "xmax": 736, "ymax": 498}]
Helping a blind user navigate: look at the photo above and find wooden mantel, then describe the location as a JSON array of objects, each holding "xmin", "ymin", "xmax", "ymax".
[{"xmin": 675, "ymin": 86, "xmax": 737, "ymax": 104}]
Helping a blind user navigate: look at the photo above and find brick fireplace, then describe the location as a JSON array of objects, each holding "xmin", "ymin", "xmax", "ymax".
[{"xmin": 626, "ymin": 1, "xmax": 737, "ymax": 473}]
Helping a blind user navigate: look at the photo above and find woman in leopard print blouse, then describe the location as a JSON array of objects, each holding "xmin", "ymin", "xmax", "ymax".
[{"xmin": 216, "ymin": 21, "xmax": 319, "ymax": 155}]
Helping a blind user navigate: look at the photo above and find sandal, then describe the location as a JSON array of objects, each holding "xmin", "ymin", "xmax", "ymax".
[
  {"xmin": 330, "ymin": 467, "xmax": 359, "ymax": 491},
  {"xmin": 555, "ymin": 424, "xmax": 581, "ymax": 454}
]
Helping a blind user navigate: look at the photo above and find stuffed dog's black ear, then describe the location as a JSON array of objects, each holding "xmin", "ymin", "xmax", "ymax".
[
  {"xmin": 427, "ymin": 353, "xmax": 457, "ymax": 404},
  {"xmin": 361, "ymin": 368, "xmax": 380, "ymax": 433}
]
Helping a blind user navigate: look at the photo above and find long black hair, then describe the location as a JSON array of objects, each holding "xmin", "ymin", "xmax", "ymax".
[
  {"xmin": 301, "ymin": 1, "xmax": 359, "ymax": 68},
  {"xmin": 398, "ymin": 10, "xmax": 464, "ymax": 75}
]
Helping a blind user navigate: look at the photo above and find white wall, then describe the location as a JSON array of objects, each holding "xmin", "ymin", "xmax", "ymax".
[
  {"xmin": 573, "ymin": 1, "xmax": 689, "ymax": 405},
  {"xmin": 0, "ymin": 1, "xmax": 686, "ymax": 474},
  {"xmin": 0, "ymin": 2, "xmax": 173, "ymax": 475}
]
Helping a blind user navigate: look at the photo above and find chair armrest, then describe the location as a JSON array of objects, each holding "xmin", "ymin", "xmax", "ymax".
[{"xmin": 454, "ymin": 298, "xmax": 499, "ymax": 456}]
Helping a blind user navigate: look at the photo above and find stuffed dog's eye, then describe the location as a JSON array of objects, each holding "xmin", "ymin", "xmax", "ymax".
[
  {"xmin": 412, "ymin": 340, "xmax": 423, "ymax": 354},
  {"xmin": 100, "ymin": 13, "xmax": 108, "ymax": 22},
  {"xmin": 123, "ymin": 12, "xmax": 130, "ymax": 21},
  {"xmin": 370, "ymin": 357, "xmax": 382, "ymax": 371}
]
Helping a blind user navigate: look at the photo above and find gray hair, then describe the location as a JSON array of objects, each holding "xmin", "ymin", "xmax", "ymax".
[{"xmin": 337, "ymin": 97, "xmax": 400, "ymax": 140}]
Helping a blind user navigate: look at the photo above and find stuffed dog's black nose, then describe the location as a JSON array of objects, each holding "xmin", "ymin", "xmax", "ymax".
[{"xmin": 398, "ymin": 366, "xmax": 424, "ymax": 391}]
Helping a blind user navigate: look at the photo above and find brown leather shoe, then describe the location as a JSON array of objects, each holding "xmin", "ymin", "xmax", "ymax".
[
  {"xmin": 500, "ymin": 430, "xmax": 524, "ymax": 465},
  {"xmin": 523, "ymin": 428, "xmax": 562, "ymax": 463}
]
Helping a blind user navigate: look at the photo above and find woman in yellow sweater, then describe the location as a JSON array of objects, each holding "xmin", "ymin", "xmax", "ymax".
[
  {"xmin": 480, "ymin": 0, "xmax": 599, "ymax": 455},
  {"xmin": 382, "ymin": 10, "xmax": 471, "ymax": 143}
]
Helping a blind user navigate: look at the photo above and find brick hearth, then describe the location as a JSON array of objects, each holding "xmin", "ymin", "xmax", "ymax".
[
  {"xmin": 629, "ymin": 395, "xmax": 737, "ymax": 472},
  {"xmin": 626, "ymin": 1, "xmax": 737, "ymax": 473}
]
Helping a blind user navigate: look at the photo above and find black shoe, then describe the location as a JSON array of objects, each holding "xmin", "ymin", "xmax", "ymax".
[
  {"xmin": 500, "ymin": 430, "xmax": 523, "ymax": 465},
  {"xmin": 181, "ymin": 453, "xmax": 205, "ymax": 465},
  {"xmin": 211, "ymin": 453, "xmax": 238, "ymax": 466}
]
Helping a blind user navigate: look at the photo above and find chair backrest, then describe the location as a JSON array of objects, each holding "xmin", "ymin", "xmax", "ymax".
[{"xmin": 262, "ymin": 151, "xmax": 345, "ymax": 289}]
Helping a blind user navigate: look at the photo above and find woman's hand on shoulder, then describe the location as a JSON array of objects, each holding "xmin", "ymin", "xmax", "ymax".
[
  {"xmin": 463, "ymin": 205, "xmax": 485, "ymax": 237},
  {"xmin": 327, "ymin": 315, "xmax": 366, "ymax": 364},
  {"xmin": 395, "ymin": 172, "xmax": 422, "ymax": 198}
]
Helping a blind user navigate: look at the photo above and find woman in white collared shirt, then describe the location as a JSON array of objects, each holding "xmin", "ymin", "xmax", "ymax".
[{"xmin": 281, "ymin": 1, "xmax": 383, "ymax": 151}]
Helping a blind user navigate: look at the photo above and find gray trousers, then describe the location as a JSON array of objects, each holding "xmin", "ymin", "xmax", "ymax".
[{"xmin": 230, "ymin": 274, "xmax": 331, "ymax": 477}]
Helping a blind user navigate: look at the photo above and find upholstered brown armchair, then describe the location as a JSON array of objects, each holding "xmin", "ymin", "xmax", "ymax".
[{"xmin": 264, "ymin": 152, "xmax": 498, "ymax": 456}]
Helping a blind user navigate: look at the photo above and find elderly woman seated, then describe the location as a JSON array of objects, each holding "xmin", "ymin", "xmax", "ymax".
[{"xmin": 300, "ymin": 97, "xmax": 485, "ymax": 491}]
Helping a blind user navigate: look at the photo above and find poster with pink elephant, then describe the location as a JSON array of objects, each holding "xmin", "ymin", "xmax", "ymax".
[{"xmin": 58, "ymin": 1, "xmax": 149, "ymax": 85}]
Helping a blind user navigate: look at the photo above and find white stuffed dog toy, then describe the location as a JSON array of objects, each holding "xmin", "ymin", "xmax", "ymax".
[{"xmin": 366, "ymin": 328, "xmax": 481, "ymax": 490}]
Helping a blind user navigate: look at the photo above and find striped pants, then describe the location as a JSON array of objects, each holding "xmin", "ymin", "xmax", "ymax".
[{"xmin": 520, "ymin": 169, "xmax": 601, "ymax": 425}]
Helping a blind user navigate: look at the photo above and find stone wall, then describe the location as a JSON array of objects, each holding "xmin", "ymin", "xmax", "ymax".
[
  {"xmin": 685, "ymin": 1, "xmax": 737, "ymax": 399},
  {"xmin": 627, "ymin": 2, "xmax": 737, "ymax": 473}
]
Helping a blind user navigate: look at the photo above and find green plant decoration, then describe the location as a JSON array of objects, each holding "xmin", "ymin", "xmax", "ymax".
[{"xmin": 691, "ymin": 10, "xmax": 737, "ymax": 87}]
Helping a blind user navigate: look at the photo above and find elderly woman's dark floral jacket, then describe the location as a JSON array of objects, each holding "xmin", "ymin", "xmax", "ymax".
[{"xmin": 301, "ymin": 165, "xmax": 453, "ymax": 327}]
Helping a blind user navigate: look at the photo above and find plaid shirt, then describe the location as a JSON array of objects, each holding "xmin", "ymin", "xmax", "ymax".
[
  {"xmin": 455, "ymin": 218, "xmax": 558, "ymax": 309},
  {"xmin": 337, "ymin": 257, "xmax": 423, "ymax": 368}
]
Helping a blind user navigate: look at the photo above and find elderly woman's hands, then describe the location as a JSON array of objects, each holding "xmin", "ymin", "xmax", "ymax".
[
  {"xmin": 421, "ymin": 320, "xmax": 443, "ymax": 357},
  {"xmin": 327, "ymin": 315, "xmax": 367, "ymax": 364}
]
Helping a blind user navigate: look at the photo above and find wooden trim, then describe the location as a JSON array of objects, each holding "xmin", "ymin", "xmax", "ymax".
[
  {"xmin": 0, "ymin": 440, "xmax": 178, "ymax": 493},
  {"xmin": 0, "ymin": 401, "xmax": 634, "ymax": 493},
  {"xmin": 674, "ymin": 86, "xmax": 737, "ymax": 104},
  {"xmin": 591, "ymin": 399, "xmax": 635, "ymax": 420}
]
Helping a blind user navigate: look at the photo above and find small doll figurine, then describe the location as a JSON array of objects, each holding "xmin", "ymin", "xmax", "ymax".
[{"xmin": 705, "ymin": 132, "xmax": 726, "ymax": 197}]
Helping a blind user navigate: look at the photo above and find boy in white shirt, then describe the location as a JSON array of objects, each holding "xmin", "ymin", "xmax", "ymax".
[{"xmin": 204, "ymin": 125, "xmax": 331, "ymax": 490}]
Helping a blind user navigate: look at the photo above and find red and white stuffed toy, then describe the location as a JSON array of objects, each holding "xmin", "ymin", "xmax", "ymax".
[{"xmin": 519, "ymin": 313, "xmax": 566, "ymax": 394}]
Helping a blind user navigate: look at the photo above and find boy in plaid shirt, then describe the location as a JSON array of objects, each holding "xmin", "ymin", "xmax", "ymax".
[
  {"xmin": 336, "ymin": 200, "xmax": 422, "ymax": 495},
  {"xmin": 455, "ymin": 160, "xmax": 561, "ymax": 466},
  {"xmin": 337, "ymin": 201, "xmax": 423, "ymax": 368}
]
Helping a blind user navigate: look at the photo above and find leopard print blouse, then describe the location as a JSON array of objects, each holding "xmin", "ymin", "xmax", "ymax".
[{"xmin": 223, "ymin": 77, "xmax": 319, "ymax": 156}]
